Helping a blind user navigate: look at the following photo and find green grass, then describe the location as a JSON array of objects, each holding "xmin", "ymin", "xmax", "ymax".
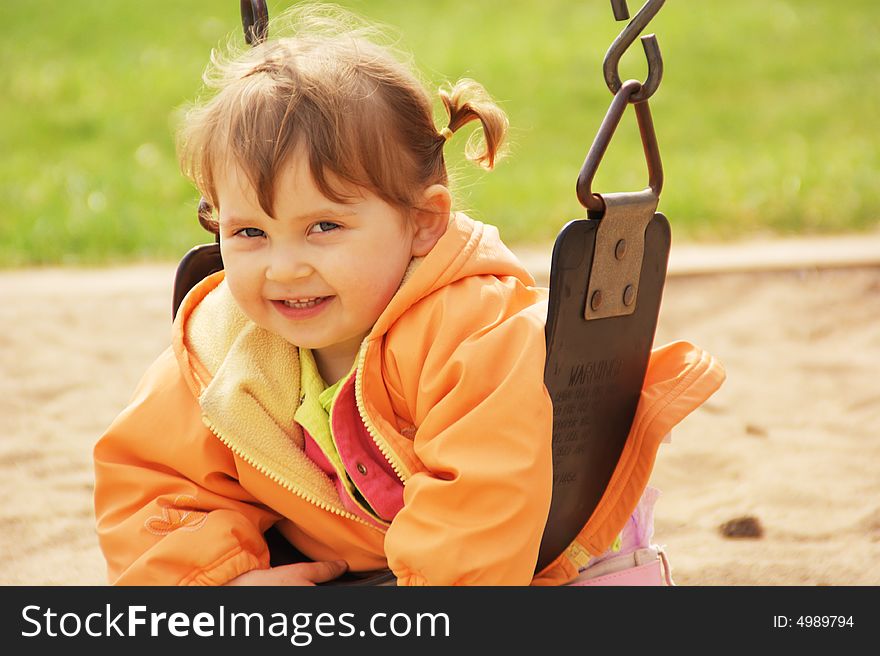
[{"xmin": 2, "ymin": 0, "xmax": 878, "ymax": 266}]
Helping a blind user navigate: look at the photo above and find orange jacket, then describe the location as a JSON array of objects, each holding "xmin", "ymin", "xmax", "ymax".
[{"xmin": 93, "ymin": 213, "xmax": 724, "ymax": 586}]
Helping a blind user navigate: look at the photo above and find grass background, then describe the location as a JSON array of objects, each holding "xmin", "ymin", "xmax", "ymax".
[{"xmin": 1, "ymin": 0, "xmax": 878, "ymax": 266}]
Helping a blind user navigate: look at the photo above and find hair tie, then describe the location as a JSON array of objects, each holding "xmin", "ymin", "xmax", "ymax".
[{"xmin": 439, "ymin": 127, "xmax": 454, "ymax": 141}]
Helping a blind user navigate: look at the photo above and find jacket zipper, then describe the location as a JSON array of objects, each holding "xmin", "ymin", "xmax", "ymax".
[
  {"xmin": 201, "ymin": 416, "xmax": 381, "ymax": 531},
  {"xmin": 354, "ymin": 341, "xmax": 410, "ymax": 483}
]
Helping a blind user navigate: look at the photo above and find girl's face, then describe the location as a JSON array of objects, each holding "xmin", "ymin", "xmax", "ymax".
[{"xmin": 216, "ymin": 151, "xmax": 417, "ymax": 381}]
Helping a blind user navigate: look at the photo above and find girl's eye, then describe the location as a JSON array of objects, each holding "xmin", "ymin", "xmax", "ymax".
[
  {"xmin": 311, "ymin": 221, "xmax": 341, "ymax": 234},
  {"xmin": 238, "ymin": 227, "xmax": 265, "ymax": 238}
]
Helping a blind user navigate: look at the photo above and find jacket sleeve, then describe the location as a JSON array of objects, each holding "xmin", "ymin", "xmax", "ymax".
[
  {"xmin": 93, "ymin": 347, "xmax": 281, "ymax": 585},
  {"xmin": 382, "ymin": 283, "xmax": 553, "ymax": 585}
]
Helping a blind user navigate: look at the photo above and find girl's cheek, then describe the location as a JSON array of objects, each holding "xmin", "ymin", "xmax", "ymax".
[{"xmin": 226, "ymin": 276, "xmax": 255, "ymax": 309}]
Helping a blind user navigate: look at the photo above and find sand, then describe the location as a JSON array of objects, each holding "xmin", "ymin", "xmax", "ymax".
[{"xmin": 1, "ymin": 250, "xmax": 878, "ymax": 585}]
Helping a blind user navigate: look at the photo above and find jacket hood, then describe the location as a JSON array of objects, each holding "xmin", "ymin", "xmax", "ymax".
[{"xmin": 367, "ymin": 212, "xmax": 536, "ymax": 338}]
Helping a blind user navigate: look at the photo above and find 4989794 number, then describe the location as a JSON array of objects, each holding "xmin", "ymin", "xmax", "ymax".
[{"xmin": 797, "ymin": 616, "xmax": 853, "ymax": 628}]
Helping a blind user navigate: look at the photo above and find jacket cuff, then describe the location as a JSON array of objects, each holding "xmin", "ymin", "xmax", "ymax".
[{"xmin": 179, "ymin": 546, "xmax": 264, "ymax": 586}]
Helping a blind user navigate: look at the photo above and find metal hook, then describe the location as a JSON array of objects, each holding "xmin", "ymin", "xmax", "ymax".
[
  {"xmin": 603, "ymin": 0, "xmax": 665, "ymax": 103},
  {"xmin": 241, "ymin": 0, "xmax": 269, "ymax": 45},
  {"xmin": 576, "ymin": 80, "xmax": 663, "ymax": 212}
]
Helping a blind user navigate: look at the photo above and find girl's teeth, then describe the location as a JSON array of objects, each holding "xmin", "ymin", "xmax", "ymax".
[{"xmin": 283, "ymin": 297, "xmax": 322, "ymax": 308}]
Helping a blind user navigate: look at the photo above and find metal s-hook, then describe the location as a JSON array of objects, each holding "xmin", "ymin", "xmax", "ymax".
[
  {"xmin": 241, "ymin": 0, "xmax": 269, "ymax": 45},
  {"xmin": 609, "ymin": 0, "xmax": 631, "ymax": 21},
  {"xmin": 603, "ymin": 0, "xmax": 665, "ymax": 103}
]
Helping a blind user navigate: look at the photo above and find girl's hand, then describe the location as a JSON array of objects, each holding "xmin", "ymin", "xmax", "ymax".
[{"xmin": 225, "ymin": 560, "xmax": 349, "ymax": 586}]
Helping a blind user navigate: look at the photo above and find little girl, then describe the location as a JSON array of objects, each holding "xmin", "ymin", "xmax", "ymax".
[{"xmin": 94, "ymin": 4, "xmax": 722, "ymax": 586}]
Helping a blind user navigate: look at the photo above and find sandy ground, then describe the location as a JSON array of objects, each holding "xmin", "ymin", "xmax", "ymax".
[{"xmin": 1, "ymin": 252, "xmax": 878, "ymax": 586}]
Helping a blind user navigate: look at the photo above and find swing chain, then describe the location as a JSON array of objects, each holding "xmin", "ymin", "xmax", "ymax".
[
  {"xmin": 241, "ymin": 0, "xmax": 269, "ymax": 46},
  {"xmin": 576, "ymin": 1, "xmax": 666, "ymax": 213},
  {"xmin": 604, "ymin": 0, "xmax": 665, "ymax": 103}
]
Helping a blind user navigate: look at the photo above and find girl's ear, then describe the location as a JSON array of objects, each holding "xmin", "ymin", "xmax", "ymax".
[{"xmin": 410, "ymin": 184, "xmax": 452, "ymax": 257}]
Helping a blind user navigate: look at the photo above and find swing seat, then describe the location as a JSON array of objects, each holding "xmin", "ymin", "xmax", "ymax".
[{"xmin": 538, "ymin": 211, "xmax": 669, "ymax": 573}]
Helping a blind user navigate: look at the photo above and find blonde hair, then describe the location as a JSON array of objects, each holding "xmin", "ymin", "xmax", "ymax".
[{"xmin": 177, "ymin": 4, "xmax": 508, "ymax": 231}]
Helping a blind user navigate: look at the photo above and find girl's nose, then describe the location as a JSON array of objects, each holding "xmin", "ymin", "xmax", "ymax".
[{"xmin": 265, "ymin": 245, "xmax": 314, "ymax": 283}]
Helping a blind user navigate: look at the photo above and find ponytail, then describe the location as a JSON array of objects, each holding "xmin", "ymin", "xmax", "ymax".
[{"xmin": 439, "ymin": 78, "xmax": 508, "ymax": 170}]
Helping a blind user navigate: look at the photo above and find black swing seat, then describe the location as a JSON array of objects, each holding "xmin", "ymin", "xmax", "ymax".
[
  {"xmin": 538, "ymin": 209, "xmax": 669, "ymax": 571},
  {"xmin": 172, "ymin": 243, "xmax": 223, "ymax": 321}
]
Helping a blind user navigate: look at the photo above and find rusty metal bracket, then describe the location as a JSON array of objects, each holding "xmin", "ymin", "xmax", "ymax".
[{"xmin": 584, "ymin": 190, "xmax": 658, "ymax": 320}]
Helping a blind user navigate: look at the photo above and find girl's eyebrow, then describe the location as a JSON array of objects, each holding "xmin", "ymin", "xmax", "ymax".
[
  {"xmin": 286, "ymin": 208, "xmax": 355, "ymax": 223},
  {"xmin": 220, "ymin": 208, "xmax": 354, "ymax": 225}
]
